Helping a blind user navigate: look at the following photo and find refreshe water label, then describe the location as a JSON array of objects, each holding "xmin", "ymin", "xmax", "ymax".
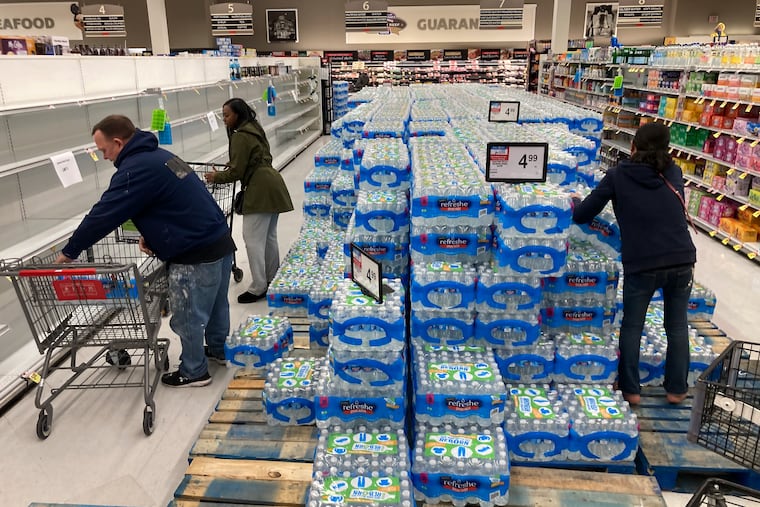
[
  {"xmin": 424, "ymin": 433, "xmax": 495, "ymax": 460},
  {"xmin": 276, "ymin": 359, "xmax": 314, "ymax": 388},
  {"xmin": 509, "ymin": 386, "xmax": 556, "ymax": 420},
  {"xmin": 572, "ymin": 386, "xmax": 624, "ymax": 419},
  {"xmin": 428, "ymin": 362, "xmax": 495, "ymax": 382}
]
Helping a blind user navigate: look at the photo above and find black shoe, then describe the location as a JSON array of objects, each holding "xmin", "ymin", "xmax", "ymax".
[
  {"xmin": 161, "ymin": 370, "xmax": 212, "ymax": 388},
  {"xmin": 204, "ymin": 345, "xmax": 226, "ymax": 365},
  {"xmin": 105, "ymin": 348, "xmax": 131, "ymax": 367},
  {"xmin": 237, "ymin": 291, "xmax": 266, "ymax": 304}
]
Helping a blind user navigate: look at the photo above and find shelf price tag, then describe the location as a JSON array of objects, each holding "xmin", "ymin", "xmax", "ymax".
[
  {"xmin": 716, "ymin": 194, "xmax": 724, "ymax": 201},
  {"xmin": 710, "ymin": 99, "xmax": 717, "ymax": 106},
  {"xmin": 720, "ymin": 100, "xmax": 728, "ymax": 108},
  {"xmin": 734, "ymin": 244, "xmax": 743, "ymax": 251},
  {"xmin": 754, "ymin": 210, "xmax": 760, "ymax": 218},
  {"xmin": 737, "ymin": 138, "xmax": 746, "ymax": 144},
  {"xmin": 740, "ymin": 204, "xmax": 749, "ymax": 211},
  {"xmin": 709, "ymin": 230, "xmax": 717, "ymax": 237},
  {"xmin": 752, "ymin": 139, "xmax": 760, "ymax": 147},
  {"xmin": 732, "ymin": 102, "xmax": 740, "ymax": 110},
  {"xmin": 686, "ymin": 125, "xmax": 692, "ymax": 131},
  {"xmin": 87, "ymin": 149, "xmax": 99, "ymax": 162},
  {"xmin": 722, "ymin": 237, "xmax": 730, "ymax": 245},
  {"xmin": 668, "ymin": 147, "xmax": 674, "ymax": 154},
  {"xmin": 727, "ymin": 169, "xmax": 735, "ymax": 175},
  {"xmin": 740, "ymin": 172, "xmax": 749, "ymax": 180},
  {"xmin": 749, "ymin": 252, "xmax": 758, "ymax": 260},
  {"xmin": 713, "ymin": 131, "xmax": 721, "ymax": 138}
]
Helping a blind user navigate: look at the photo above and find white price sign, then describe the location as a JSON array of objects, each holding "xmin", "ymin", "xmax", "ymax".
[
  {"xmin": 350, "ymin": 243, "xmax": 383, "ymax": 303},
  {"xmin": 488, "ymin": 100, "xmax": 520, "ymax": 122},
  {"xmin": 485, "ymin": 142, "xmax": 548, "ymax": 183}
]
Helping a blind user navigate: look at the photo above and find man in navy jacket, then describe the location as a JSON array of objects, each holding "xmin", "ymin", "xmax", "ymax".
[{"xmin": 57, "ymin": 115, "xmax": 235, "ymax": 387}]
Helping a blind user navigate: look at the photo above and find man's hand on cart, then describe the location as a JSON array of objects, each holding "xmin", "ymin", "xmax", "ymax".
[
  {"xmin": 54, "ymin": 253, "xmax": 74, "ymax": 264},
  {"xmin": 139, "ymin": 236, "xmax": 155, "ymax": 257}
]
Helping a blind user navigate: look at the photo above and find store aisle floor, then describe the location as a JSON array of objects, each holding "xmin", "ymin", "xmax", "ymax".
[{"xmin": 0, "ymin": 135, "xmax": 756, "ymax": 506}]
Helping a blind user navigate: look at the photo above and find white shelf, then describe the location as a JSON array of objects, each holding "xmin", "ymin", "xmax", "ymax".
[
  {"xmin": 601, "ymin": 138, "xmax": 632, "ymax": 155},
  {"xmin": 692, "ymin": 215, "xmax": 760, "ymax": 261},
  {"xmin": 272, "ymin": 130, "xmax": 321, "ymax": 171},
  {"xmin": 263, "ymin": 103, "xmax": 320, "ymax": 136}
]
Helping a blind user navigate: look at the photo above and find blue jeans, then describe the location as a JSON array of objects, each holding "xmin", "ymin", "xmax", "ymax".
[
  {"xmin": 168, "ymin": 254, "xmax": 232, "ymax": 378},
  {"xmin": 618, "ymin": 264, "xmax": 694, "ymax": 396}
]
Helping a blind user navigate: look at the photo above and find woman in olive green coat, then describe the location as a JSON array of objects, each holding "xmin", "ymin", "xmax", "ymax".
[{"xmin": 205, "ymin": 98, "xmax": 294, "ymax": 303}]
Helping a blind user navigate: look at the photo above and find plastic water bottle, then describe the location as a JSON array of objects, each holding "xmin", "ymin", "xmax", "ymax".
[
  {"xmin": 263, "ymin": 356, "xmax": 326, "ymax": 425},
  {"xmin": 411, "ymin": 261, "xmax": 478, "ymax": 311}
]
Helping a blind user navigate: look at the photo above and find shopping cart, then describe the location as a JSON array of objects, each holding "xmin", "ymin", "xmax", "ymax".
[
  {"xmin": 0, "ymin": 231, "xmax": 170, "ymax": 439},
  {"xmin": 688, "ymin": 341, "xmax": 760, "ymax": 505},
  {"xmin": 188, "ymin": 161, "xmax": 244, "ymax": 283}
]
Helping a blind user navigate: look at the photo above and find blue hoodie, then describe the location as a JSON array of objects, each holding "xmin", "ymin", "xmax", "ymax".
[
  {"xmin": 572, "ymin": 160, "xmax": 696, "ymax": 274},
  {"xmin": 63, "ymin": 130, "xmax": 230, "ymax": 262}
]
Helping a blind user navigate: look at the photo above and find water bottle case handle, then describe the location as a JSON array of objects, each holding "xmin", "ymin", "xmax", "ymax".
[
  {"xmin": 504, "ymin": 203, "xmax": 571, "ymax": 235},
  {"xmin": 498, "ymin": 353, "xmax": 553, "ymax": 381},
  {"xmin": 546, "ymin": 163, "xmax": 576, "ymax": 185},
  {"xmin": 267, "ymin": 396, "xmax": 314, "ymax": 425},
  {"xmin": 568, "ymin": 428, "xmax": 638, "ymax": 461},
  {"xmin": 333, "ymin": 316, "xmax": 402, "ymax": 347},
  {"xmin": 554, "ymin": 354, "xmax": 616, "ymax": 381},
  {"xmin": 331, "ymin": 357, "xmax": 403, "ymax": 387},
  {"xmin": 414, "ymin": 316, "xmax": 472, "ymax": 345},
  {"xmin": 501, "ymin": 245, "xmax": 566, "ymax": 275},
  {"xmin": 364, "ymin": 165, "xmax": 404, "ymax": 187},
  {"xmin": 354, "ymin": 209, "xmax": 408, "ymax": 232},
  {"xmin": 477, "ymin": 318, "xmax": 539, "ymax": 346},
  {"xmin": 479, "ymin": 281, "xmax": 542, "ymax": 311},
  {"xmin": 639, "ymin": 360, "xmax": 665, "ymax": 384},
  {"xmin": 507, "ymin": 430, "xmax": 567, "ymax": 459},
  {"xmin": 412, "ymin": 280, "xmax": 472, "ymax": 310}
]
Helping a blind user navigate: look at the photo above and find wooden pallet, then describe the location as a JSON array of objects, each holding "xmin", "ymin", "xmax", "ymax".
[
  {"xmin": 634, "ymin": 386, "xmax": 760, "ymax": 492},
  {"xmin": 418, "ymin": 467, "xmax": 666, "ymax": 507}
]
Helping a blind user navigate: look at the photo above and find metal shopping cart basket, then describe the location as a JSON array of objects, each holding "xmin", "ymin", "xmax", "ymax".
[
  {"xmin": 687, "ymin": 341, "xmax": 760, "ymax": 505},
  {"xmin": 0, "ymin": 231, "xmax": 170, "ymax": 439},
  {"xmin": 188, "ymin": 161, "xmax": 244, "ymax": 283}
]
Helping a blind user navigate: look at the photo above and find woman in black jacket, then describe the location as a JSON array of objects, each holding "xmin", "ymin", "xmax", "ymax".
[{"xmin": 572, "ymin": 122, "xmax": 697, "ymax": 405}]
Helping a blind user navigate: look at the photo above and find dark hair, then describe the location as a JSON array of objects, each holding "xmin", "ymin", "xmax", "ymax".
[
  {"xmin": 631, "ymin": 122, "xmax": 672, "ymax": 173},
  {"xmin": 91, "ymin": 114, "xmax": 136, "ymax": 140},
  {"xmin": 223, "ymin": 97, "xmax": 259, "ymax": 136}
]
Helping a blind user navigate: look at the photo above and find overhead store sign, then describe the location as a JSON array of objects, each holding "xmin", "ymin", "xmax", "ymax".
[
  {"xmin": 210, "ymin": 3, "xmax": 254, "ymax": 36},
  {"xmin": 81, "ymin": 4, "xmax": 126, "ymax": 38},
  {"xmin": 755, "ymin": 0, "xmax": 760, "ymax": 28},
  {"xmin": 345, "ymin": 0, "xmax": 389, "ymax": 32},
  {"xmin": 618, "ymin": 0, "xmax": 664, "ymax": 27},
  {"xmin": 346, "ymin": 4, "xmax": 536, "ymax": 44},
  {"xmin": 0, "ymin": 2, "xmax": 82, "ymax": 39},
  {"xmin": 479, "ymin": 0, "xmax": 524, "ymax": 29}
]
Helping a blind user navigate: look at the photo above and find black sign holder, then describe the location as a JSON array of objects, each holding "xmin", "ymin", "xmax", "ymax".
[
  {"xmin": 485, "ymin": 142, "xmax": 548, "ymax": 183},
  {"xmin": 350, "ymin": 243, "xmax": 384, "ymax": 303},
  {"xmin": 488, "ymin": 100, "xmax": 521, "ymax": 122}
]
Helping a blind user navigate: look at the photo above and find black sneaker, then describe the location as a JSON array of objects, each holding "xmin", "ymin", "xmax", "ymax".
[
  {"xmin": 204, "ymin": 345, "xmax": 227, "ymax": 365},
  {"xmin": 237, "ymin": 291, "xmax": 266, "ymax": 304},
  {"xmin": 161, "ymin": 370, "xmax": 212, "ymax": 388}
]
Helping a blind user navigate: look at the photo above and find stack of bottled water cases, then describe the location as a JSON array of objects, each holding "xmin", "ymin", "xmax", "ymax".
[
  {"xmin": 316, "ymin": 278, "xmax": 407, "ymax": 429},
  {"xmin": 330, "ymin": 170, "xmax": 356, "ymax": 229},
  {"xmin": 333, "ymin": 81, "xmax": 349, "ymax": 120},
  {"xmin": 652, "ymin": 281, "xmax": 717, "ymax": 322},
  {"xmin": 224, "ymin": 314, "xmax": 294, "ymax": 372},
  {"xmin": 492, "ymin": 182, "xmax": 569, "ymax": 279},
  {"xmin": 263, "ymin": 356, "xmax": 327, "ymax": 425},
  {"xmin": 407, "ymin": 120, "xmax": 451, "ymax": 139},
  {"xmin": 411, "ymin": 422, "xmax": 511, "ymax": 506},
  {"xmin": 553, "ymin": 332, "xmax": 618, "ymax": 384},
  {"xmin": 493, "ymin": 336, "xmax": 556, "ymax": 383},
  {"xmin": 340, "ymin": 104, "xmax": 371, "ymax": 148},
  {"xmin": 345, "ymin": 189, "xmax": 410, "ymax": 280},
  {"xmin": 409, "ymin": 137, "xmax": 494, "ymax": 266},
  {"xmin": 503, "ymin": 384, "xmax": 570, "ymax": 461},
  {"xmin": 314, "ymin": 139, "xmax": 344, "ymax": 168},
  {"xmin": 358, "ymin": 138, "xmax": 410, "ymax": 191},
  {"xmin": 541, "ymin": 239, "xmax": 620, "ymax": 336},
  {"xmin": 559, "ymin": 385, "xmax": 639, "ymax": 462},
  {"xmin": 304, "ymin": 165, "xmax": 338, "ymax": 220},
  {"xmin": 642, "ymin": 304, "xmax": 717, "ymax": 386},
  {"xmin": 310, "ymin": 424, "xmax": 415, "ymax": 507}
]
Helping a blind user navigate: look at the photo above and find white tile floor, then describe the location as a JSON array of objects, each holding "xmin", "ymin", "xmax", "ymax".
[{"xmin": 1, "ymin": 135, "xmax": 758, "ymax": 506}]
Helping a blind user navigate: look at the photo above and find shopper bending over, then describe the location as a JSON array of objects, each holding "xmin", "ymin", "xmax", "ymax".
[
  {"xmin": 205, "ymin": 98, "xmax": 294, "ymax": 303},
  {"xmin": 571, "ymin": 122, "xmax": 697, "ymax": 405},
  {"xmin": 56, "ymin": 115, "xmax": 235, "ymax": 387}
]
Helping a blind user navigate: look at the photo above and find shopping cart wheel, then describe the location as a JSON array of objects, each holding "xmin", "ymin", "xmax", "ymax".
[
  {"xmin": 143, "ymin": 406, "xmax": 155, "ymax": 436},
  {"xmin": 162, "ymin": 354, "xmax": 170, "ymax": 372},
  {"xmin": 36, "ymin": 409, "xmax": 52, "ymax": 439},
  {"xmin": 232, "ymin": 266, "xmax": 244, "ymax": 283}
]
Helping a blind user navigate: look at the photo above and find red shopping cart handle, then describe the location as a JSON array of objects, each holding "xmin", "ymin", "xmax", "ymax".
[{"xmin": 19, "ymin": 268, "xmax": 98, "ymax": 277}]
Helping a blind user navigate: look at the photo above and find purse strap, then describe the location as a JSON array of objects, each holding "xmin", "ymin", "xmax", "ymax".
[{"xmin": 659, "ymin": 173, "xmax": 699, "ymax": 235}]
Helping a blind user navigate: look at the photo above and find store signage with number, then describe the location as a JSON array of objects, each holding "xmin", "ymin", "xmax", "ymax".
[
  {"xmin": 350, "ymin": 243, "xmax": 383, "ymax": 303},
  {"xmin": 345, "ymin": 0, "xmax": 389, "ymax": 32},
  {"xmin": 488, "ymin": 101, "xmax": 520, "ymax": 122},
  {"xmin": 755, "ymin": 0, "xmax": 760, "ymax": 28},
  {"xmin": 479, "ymin": 0, "xmax": 524, "ymax": 29},
  {"xmin": 80, "ymin": 4, "xmax": 126, "ymax": 38},
  {"xmin": 618, "ymin": 0, "xmax": 664, "ymax": 27},
  {"xmin": 210, "ymin": 3, "xmax": 254, "ymax": 36},
  {"xmin": 485, "ymin": 142, "xmax": 548, "ymax": 183}
]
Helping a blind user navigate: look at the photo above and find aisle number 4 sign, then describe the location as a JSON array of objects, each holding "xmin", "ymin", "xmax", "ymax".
[{"xmin": 485, "ymin": 142, "xmax": 548, "ymax": 183}]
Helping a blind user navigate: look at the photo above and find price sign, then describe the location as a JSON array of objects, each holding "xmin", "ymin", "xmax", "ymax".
[
  {"xmin": 479, "ymin": 0, "xmax": 524, "ymax": 29},
  {"xmin": 488, "ymin": 100, "xmax": 520, "ymax": 122},
  {"xmin": 81, "ymin": 4, "xmax": 126, "ymax": 38},
  {"xmin": 350, "ymin": 243, "xmax": 383, "ymax": 303},
  {"xmin": 345, "ymin": 0, "xmax": 388, "ymax": 32},
  {"xmin": 210, "ymin": 3, "xmax": 254, "ymax": 36},
  {"xmin": 485, "ymin": 142, "xmax": 548, "ymax": 183}
]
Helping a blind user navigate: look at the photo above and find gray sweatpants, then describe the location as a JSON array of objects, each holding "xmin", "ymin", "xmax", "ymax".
[{"xmin": 242, "ymin": 212, "xmax": 280, "ymax": 295}]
